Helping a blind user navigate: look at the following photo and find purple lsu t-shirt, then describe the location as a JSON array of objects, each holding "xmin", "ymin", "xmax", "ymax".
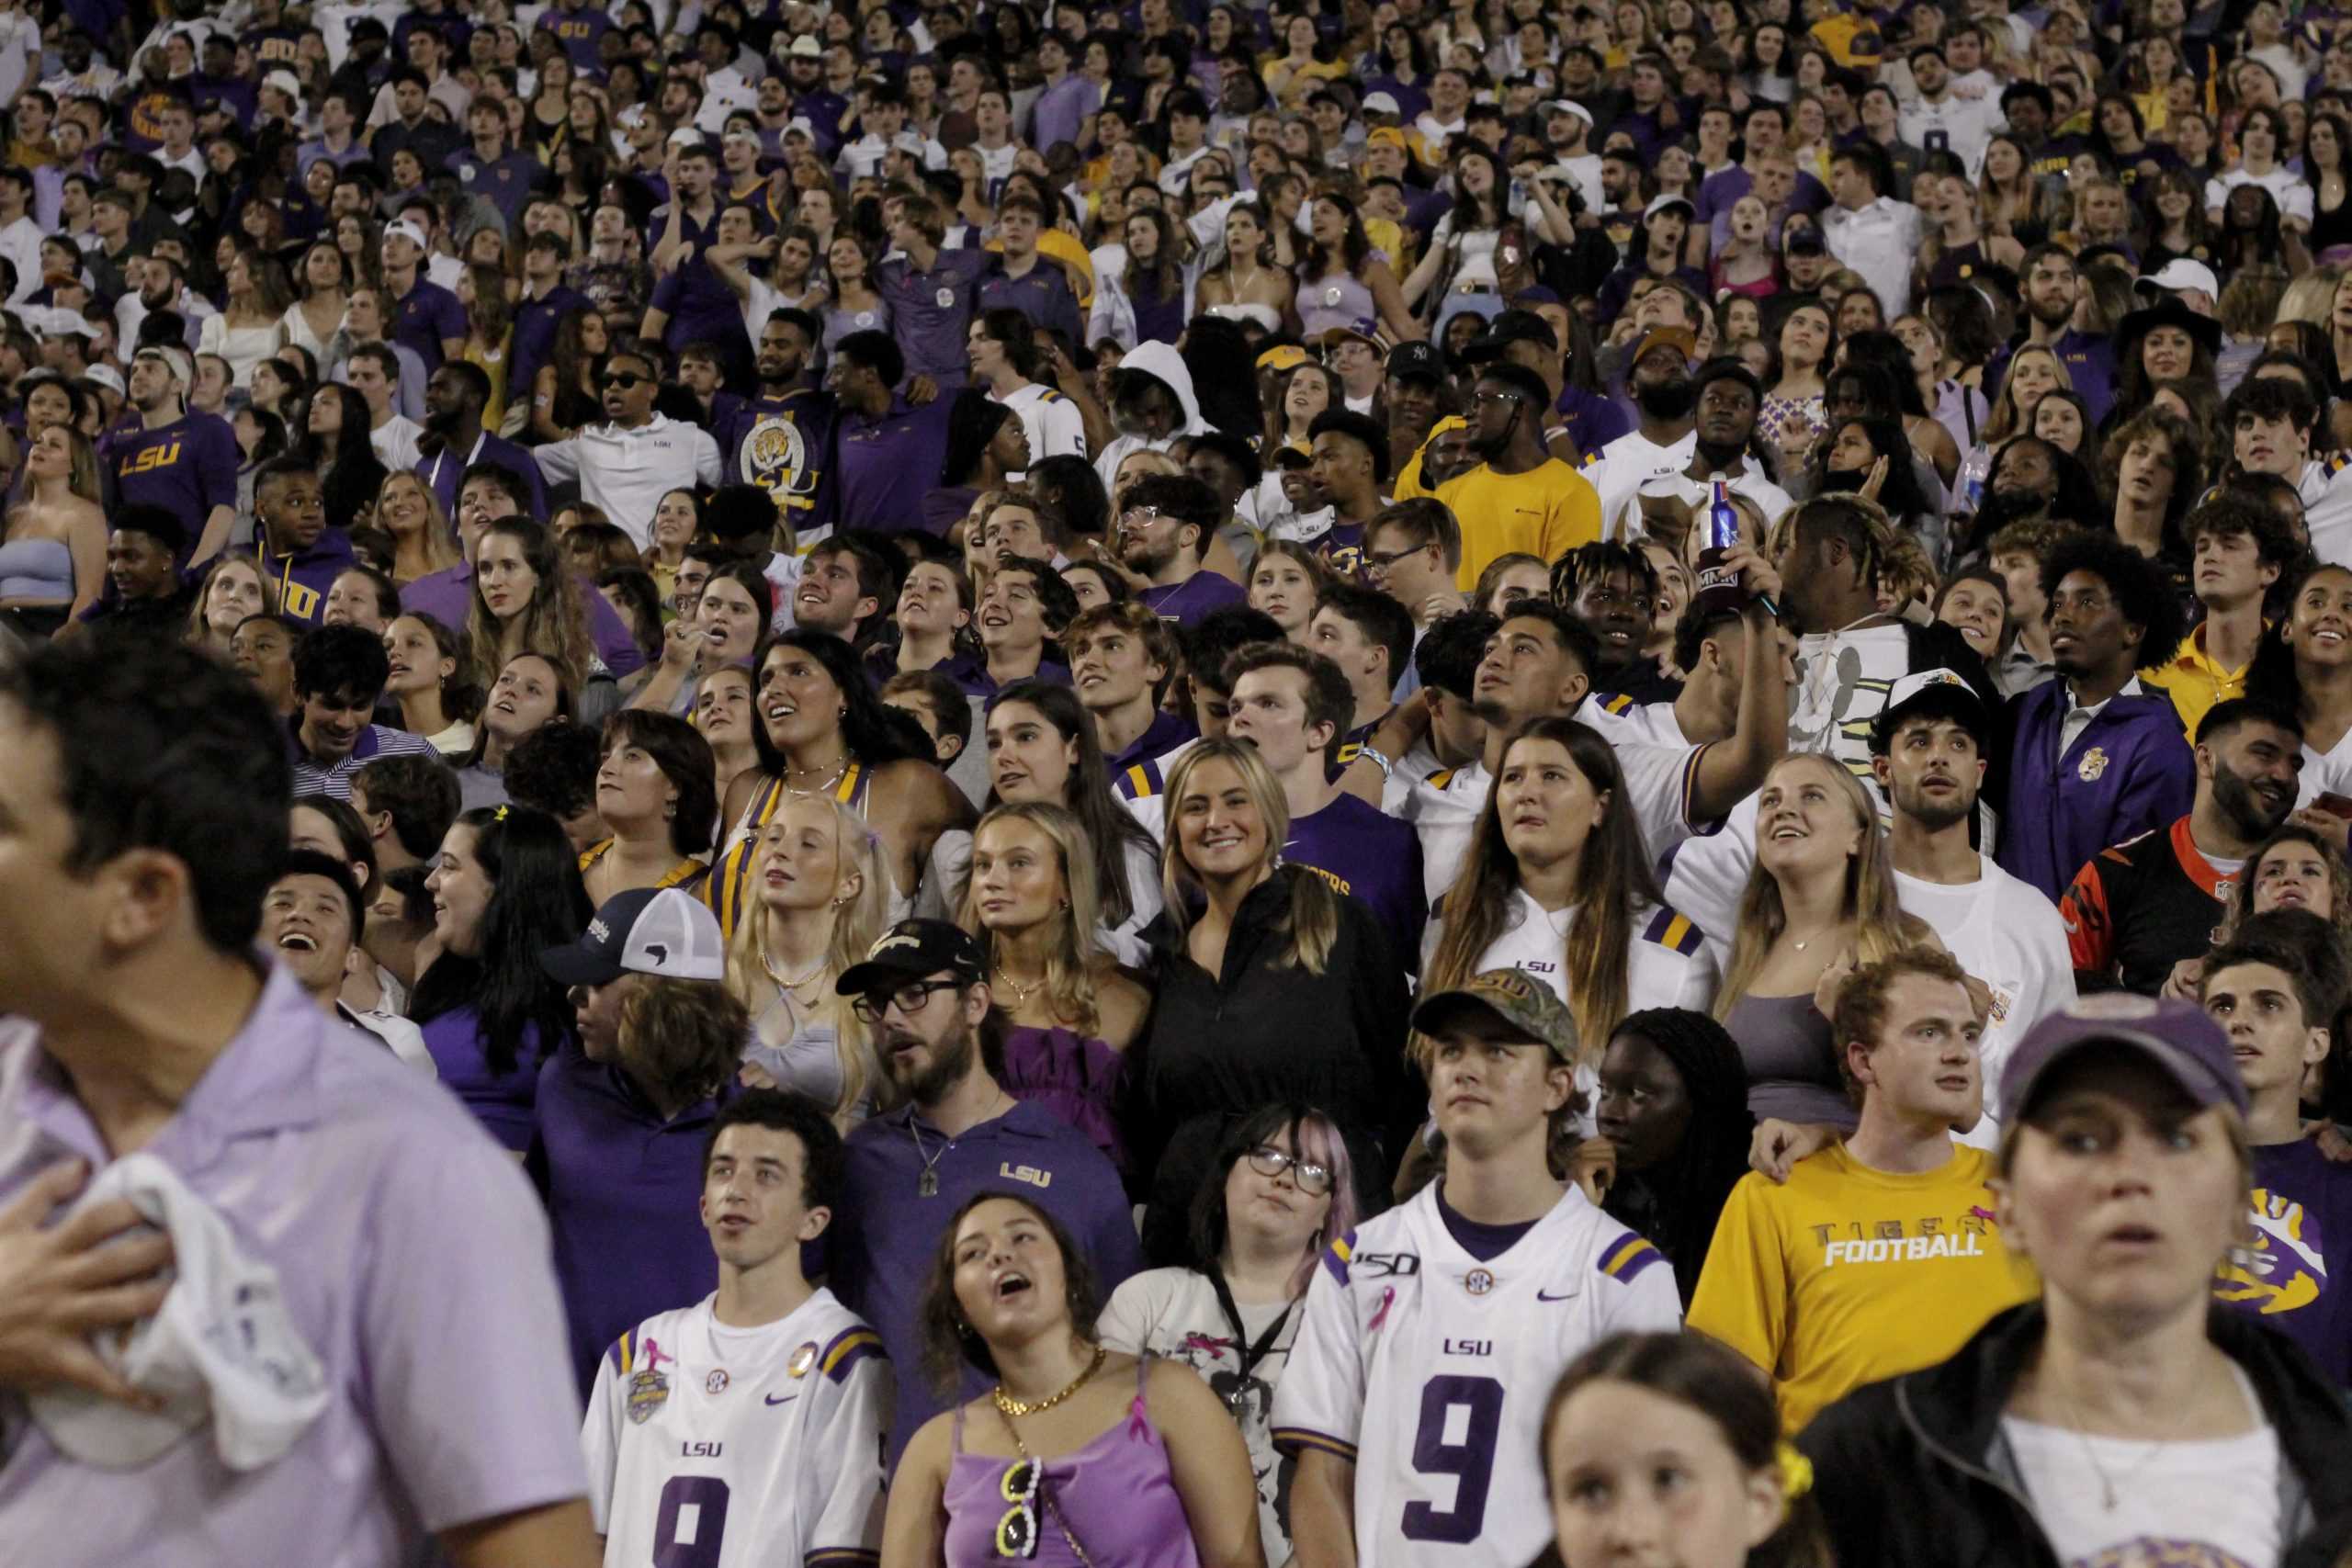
[
  {"xmin": 0, "ymin": 964, "xmax": 586, "ymax": 1563},
  {"xmin": 105, "ymin": 412, "xmax": 240, "ymax": 542},
  {"xmin": 527, "ymin": 1050, "xmax": 720, "ymax": 1395},
  {"xmin": 399, "ymin": 563, "xmax": 648, "ymax": 677},
  {"xmin": 831, "ymin": 1100, "xmax": 1141, "ymax": 1466},
  {"xmin": 2224, "ymin": 1139, "xmax": 2352, "ymax": 1385},
  {"xmin": 1137, "ymin": 570, "xmax": 1248, "ymax": 627},
  {"xmin": 1283, "ymin": 792, "xmax": 1425, "ymax": 971}
]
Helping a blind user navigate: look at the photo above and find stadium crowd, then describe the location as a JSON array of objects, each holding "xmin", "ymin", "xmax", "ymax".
[{"xmin": 3, "ymin": 0, "xmax": 2352, "ymax": 1562}]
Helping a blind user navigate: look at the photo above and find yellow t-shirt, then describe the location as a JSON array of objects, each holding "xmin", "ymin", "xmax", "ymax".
[
  {"xmin": 1432, "ymin": 457, "xmax": 1603, "ymax": 588},
  {"xmin": 1686, "ymin": 1142, "xmax": 2039, "ymax": 1435}
]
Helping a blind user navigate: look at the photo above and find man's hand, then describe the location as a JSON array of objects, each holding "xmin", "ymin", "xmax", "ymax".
[
  {"xmin": 1749, "ymin": 1120, "xmax": 1834, "ymax": 1182},
  {"xmin": 0, "ymin": 1160, "xmax": 174, "ymax": 1404},
  {"xmin": 906, "ymin": 374, "xmax": 940, "ymax": 405}
]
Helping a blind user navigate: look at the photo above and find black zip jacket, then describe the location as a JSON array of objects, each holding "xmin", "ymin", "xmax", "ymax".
[
  {"xmin": 1126, "ymin": 865, "xmax": 1414, "ymax": 1265},
  {"xmin": 1801, "ymin": 1301, "xmax": 2352, "ymax": 1568}
]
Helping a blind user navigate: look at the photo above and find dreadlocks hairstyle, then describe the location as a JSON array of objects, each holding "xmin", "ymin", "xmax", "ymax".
[{"xmin": 1598, "ymin": 1008, "xmax": 1756, "ymax": 1304}]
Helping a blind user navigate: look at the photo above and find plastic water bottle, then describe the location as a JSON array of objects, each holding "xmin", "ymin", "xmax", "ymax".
[{"xmin": 1955, "ymin": 446, "xmax": 1990, "ymax": 516}]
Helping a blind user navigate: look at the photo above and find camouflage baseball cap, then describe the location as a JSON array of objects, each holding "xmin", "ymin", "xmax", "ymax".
[{"xmin": 1411, "ymin": 968, "xmax": 1579, "ymax": 1064}]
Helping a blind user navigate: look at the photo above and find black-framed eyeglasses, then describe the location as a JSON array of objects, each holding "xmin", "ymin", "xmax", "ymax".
[
  {"xmin": 1363, "ymin": 545, "xmax": 1429, "ymax": 571},
  {"xmin": 850, "ymin": 977, "xmax": 964, "ymax": 1022},
  {"xmin": 995, "ymin": 1459, "xmax": 1039, "ymax": 1559},
  {"xmin": 603, "ymin": 371, "xmax": 650, "ymax": 389},
  {"xmin": 1246, "ymin": 1144, "xmax": 1333, "ymax": 1195}
]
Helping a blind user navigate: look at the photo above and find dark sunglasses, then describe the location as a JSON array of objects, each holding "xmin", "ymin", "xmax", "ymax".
[{"xmin": 603, "ymin": 371, "xmax": 650, "ymax": 389}]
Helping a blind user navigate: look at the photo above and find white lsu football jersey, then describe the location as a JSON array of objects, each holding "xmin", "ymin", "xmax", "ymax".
[
  {"xmin": 583, "ymin": 1289, "xmax": 893, "ymax": 1568},
  {"xmin": 1272, "ymin": 1183, "xmax": 1681, "ymax": 1568}
]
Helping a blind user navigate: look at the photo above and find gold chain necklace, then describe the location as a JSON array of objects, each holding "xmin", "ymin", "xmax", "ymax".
[
  {"xmin": 992, "ymin": 1345, "xmax": 1107, "ymax": 1417},
  {"xmin": 992, "ymin": 964, "xmax": 1047, "ymax": 1005}
]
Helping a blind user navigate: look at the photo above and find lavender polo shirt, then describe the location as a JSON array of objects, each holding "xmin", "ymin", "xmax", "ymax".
[
  {"xmin": 0, "ymin": 964, "xmax": 585, "ymax": 1562},
  {"xmin": 831, "ymin": 1099, "xmax": 1140, "ymax": 1466}
]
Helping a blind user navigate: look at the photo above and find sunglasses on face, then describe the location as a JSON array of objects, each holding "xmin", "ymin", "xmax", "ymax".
[{"xmin": 603, "ymin": 371, "xmax": 650, "ymax": 389}]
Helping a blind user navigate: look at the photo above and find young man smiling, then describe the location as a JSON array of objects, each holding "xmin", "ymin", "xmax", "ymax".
[
  {"xmin": 1278, "ymin": 969, "xmax": 1679, "ymax": 1568},
  {"xmin": 288, "ymin": 623, "xmax": 437, "ymax": 799},
  {"xmin": 2199, "ymin": 925, "xmax": 2352, "ymax": 1383},
  {"xmin": 583, "ymin": 1089, "xmax": 890, "ymax": 1564},
  {"xmin": 1689, "ymin": 948, "xmax": 2038, "ymax": 1434},
  {"xmin": 262, "ymin": 850, "xmax": 435, "ymax": 1072}
]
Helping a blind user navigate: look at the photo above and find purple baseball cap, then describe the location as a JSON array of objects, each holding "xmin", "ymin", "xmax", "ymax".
[{"xmin": 1998, "ymin": 995, "xmax": 2248, "ymax": 1125}]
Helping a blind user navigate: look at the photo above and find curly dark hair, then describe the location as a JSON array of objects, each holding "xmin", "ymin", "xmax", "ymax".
[
  {"xmin": 917, "ymin": 1190, "xmax": 1102, "ymax": 1395},
  {"xmin": 2039, "ymin": 526, "xmax": 2188, "ymax": 671}
]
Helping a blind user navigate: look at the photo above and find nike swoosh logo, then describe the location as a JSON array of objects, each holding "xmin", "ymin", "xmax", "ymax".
[
  {"xmin": 764, "ymin": 1393, "xmax": 798, "ymax": 1405},
  {"xmin": 1536, "ymin": 1289, "xmax": 1577, "ymax": 1302}
]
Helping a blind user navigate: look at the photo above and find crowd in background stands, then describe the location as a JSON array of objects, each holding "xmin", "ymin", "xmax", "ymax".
[{"xmin": 6, "ymin": 0, "xmax": 2352, "ymax": 1562}]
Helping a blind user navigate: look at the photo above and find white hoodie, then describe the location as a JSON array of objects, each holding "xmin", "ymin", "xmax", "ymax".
[{"xmin": 1092, "ymin": 339, "xmax": 1213, "ymax": 493}]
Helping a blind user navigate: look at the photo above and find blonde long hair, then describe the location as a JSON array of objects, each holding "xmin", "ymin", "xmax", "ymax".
[
  {"xmin": 722, "ymin": 793, "xmax": 894, "ymax": 1116},
  {"xmin": 957, "ymin": 802, "xmax": 1109, "ymax": 1035},
  {"xmin": 1713, "ymin": 754, "xmax": 1928, "ymax": 1021},
  {"xmin": 1160, "ymin": 739, "xmax": 1337, "ymax": 974}
]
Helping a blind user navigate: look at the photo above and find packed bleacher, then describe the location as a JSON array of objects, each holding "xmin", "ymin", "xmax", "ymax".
[{"xmin": 3, "ymin": 0, "xmax": 2352, "ymax": 1562}]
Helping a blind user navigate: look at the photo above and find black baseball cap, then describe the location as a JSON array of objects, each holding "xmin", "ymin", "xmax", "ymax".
[
  {"xmin": 1386, "ymin": 341, "xmax": 1444, "ymax": 383},
  {"xmin": 836, "ymin": 918, "xmax": 987, "ymax": 995},
  {"xmin": 1459, "ymin": 309, "xmax": 1558, "ymax": 364}
]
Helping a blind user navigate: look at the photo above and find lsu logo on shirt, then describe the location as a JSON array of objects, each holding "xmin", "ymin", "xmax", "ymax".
[
  {"xmin": 2217, "ymin": 1189, "xmax": 2329, "ymax": 1315},
  {"xmin": 120, "ymin": 440, "xmax": 182, "ymax": 476},
  {"xmin": 739, "ymin": 413, "xmax": 822, "ymax": 511}
]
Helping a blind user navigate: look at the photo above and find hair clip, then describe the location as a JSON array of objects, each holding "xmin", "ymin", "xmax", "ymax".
[
  {"xmin": 1776, "ymin": 1441, "xmax": 1814, "ymax": 1501},
  {"xmin": 493, "ymin": 805, "xmax": 509, "ymax": 821}
]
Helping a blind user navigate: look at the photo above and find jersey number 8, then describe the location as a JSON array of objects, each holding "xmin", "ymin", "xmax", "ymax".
[
  {"xmin": 1400, "ymin": 1374, "xmax": 1505, "ymax": 1544},
  {"xmin": 654, "ymin": 1474, "xmax": 730, "ymax": 1568}
]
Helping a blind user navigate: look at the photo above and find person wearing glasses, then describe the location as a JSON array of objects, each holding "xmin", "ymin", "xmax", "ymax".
[
  {"xmin": 883, "ymin": 1188, "xmax": 1266, "ymax": 1568},
  {"xmin": 1430, "ymin": 361, "xmax": 1602, "ymax": 591},
  {"xmin": 532, "ymin": 343, "xmax": 723, "ymax": 553},
  {"xmin": 1098, "ymin": 1105, "xmax": 1363, "ymax": 1566},
  {"xmin": 827, "ymin": 919, "xmax": 1141, "ymax": 1467}
]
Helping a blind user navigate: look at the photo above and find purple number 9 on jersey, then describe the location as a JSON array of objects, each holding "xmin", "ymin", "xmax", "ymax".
[{"xmin": 1399, "ymin": 1374, "xmax": 1505, "ymax": 1544}]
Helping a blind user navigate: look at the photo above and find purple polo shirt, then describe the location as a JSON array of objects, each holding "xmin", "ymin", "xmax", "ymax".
[
  {"xmin": 510, "ymin": 282, "xmax": 588, "ymax": 406},
  {"xmin": 399, "ymin": 562, "xmax": 648, "ymax": 677},
  {"xmin": 837, "ymin": 395, "xmax": 956, "ymax": 536},
  {"xmin": 103, "ymin": 412, "xmax": 241, "ymax": 548},
  {"xmin": 392, "ymin": 276, "xmax": 468, "ymax": 374},
  {"xmin": 831, "ymin": 1098, "xmax": 1140, "ymax": 1466},
  {"xmin": 413, "ymin": 1006, "xmax": 546, "ymax": 1152},
  {"xmin": 0, "ymin": 964, "xmax": 584, "ymax": 1563},
  {"xmin": 527, "ymin": 1048, "xmax": 722, "ymax": 1395},
  {"xmin": 874, "ymin": 248, "xmax": 996, "ymax": 387},
  {"xmin": 1137, "ymin": 570, "xmax": 1248, "ymax": 627},
  {"xmin": 261, "ymin": 525, "xmax": 356, "ymax": 626},
  {"xmin": 1284, "ymin": 793, "xmax": 1427, "ymax": 976}
]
